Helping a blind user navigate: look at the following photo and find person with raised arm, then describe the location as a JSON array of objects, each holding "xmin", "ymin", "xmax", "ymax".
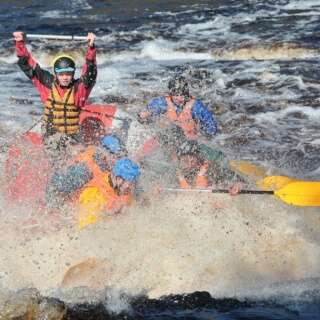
[{"xmin": 13, "ymin": 30, "xmax": 97, "ymax": 163}]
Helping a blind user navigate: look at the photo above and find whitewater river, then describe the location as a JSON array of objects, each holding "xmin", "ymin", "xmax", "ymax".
[{"xmin": 0, "ymin": 0, "xmax": 319, "ymax": 319}]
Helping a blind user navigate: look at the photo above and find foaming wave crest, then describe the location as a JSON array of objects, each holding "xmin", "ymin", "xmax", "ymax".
[
  {"xmin": 215, "ymin": 43, "xmax": 318, "ymax": 60},
  {"xmin": 0, "ymin": 192, "xmax": 319, "ymax": 304}
]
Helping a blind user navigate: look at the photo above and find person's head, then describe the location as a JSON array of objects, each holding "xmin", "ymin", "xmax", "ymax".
[
  {"xmin": 52, "ymin": 54, "xmax": 76, "ymax": 87},
  {"xmin": 111, "ymin": 158, "xmax": 140, "ymax": 194},
  {"xmin": 97, "ymin": 134, "xmax": 128, "ymax": 171},
  {"xmin": 177, "ymin": 139, "xmax": 202, "ymax": 173},
  {"xmin": 168, "ymin": 76, "xmax": 190, "ymax": 107}
]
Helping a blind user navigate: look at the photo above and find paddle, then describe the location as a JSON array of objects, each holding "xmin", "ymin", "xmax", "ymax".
[
  {"xmin": 229, "ymin": 161, "xmax": 266, "ymax": 179},
  {"xmin": 25, "ymin": 34, "xmax": 87, "ymax": 40},
  {"xmin": 230, "ymin": 161, "xmax": 300, "ymax": 189},
  {"xmin": 145, "ymin": 157, "xmax": 299, "ymax": 190},
  {"xmin": 164, "ymin": 181, "xmax": 320, "ymax": 206},
  {"xmin": 257, "ymin": 175, "xmax": 299, "ymax": 190}
]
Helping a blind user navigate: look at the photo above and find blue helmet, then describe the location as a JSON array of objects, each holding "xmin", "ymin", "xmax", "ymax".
[
  {"xmin": 100, "ymin": 134, "xmax": 127, "ymax": 156},
  {"xmin": 112, "ymin": 158, "xmax": 140, "ymax": 182}
]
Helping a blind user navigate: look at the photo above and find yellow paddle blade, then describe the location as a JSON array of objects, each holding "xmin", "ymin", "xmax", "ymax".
[
  {"xmin": 274, "ymin": 181, "xmax": 320, "ymax": 206},
  {"xmin": 257, "ymin": 176, "xmax": 299, "ymax": 190},
  {"xmin": 230, "ymin": 161, "xmax": 266, "ymax": 180}
]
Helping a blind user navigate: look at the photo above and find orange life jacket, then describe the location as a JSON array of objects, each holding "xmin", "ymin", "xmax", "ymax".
[
  {"xmin": 73, "ymin": 149, "xmax": 104, "ymax": 179},
  {"xmin": 81, "ymin": 172, "xmax": 133, "ymax": 213},
  {"xmin": 164, "ymin": 95, "xmax": 197, "ymax": 139},
  {"xmin": 58, "ymin": 149, "xmax": 105, "ymax": 205},
  {"xmin": 77, "ymin": 172, "xmax": 134, "ymax": 228},
  {"xmin": 44, "ymin": 83, "xmax": 80, "ymax": 135},
  {"xmin": 178, "ymin": 162, "xmax": 210, "ymax": 189}
]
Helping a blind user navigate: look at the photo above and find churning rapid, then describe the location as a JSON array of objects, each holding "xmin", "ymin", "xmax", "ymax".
[{"xmin": 0, "ymin": 0, "xmax": 320, "ymax": 319}]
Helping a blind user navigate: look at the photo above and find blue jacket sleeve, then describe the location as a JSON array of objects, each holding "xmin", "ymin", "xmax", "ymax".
[
  {"xmin": 138, "ymin": 96, "xmax": 168, "ymax": 117},
  {"xmin": 45, "ymin": 162, "xmax": 93, "ymax": 204},
  {"xmin": 191, "ymin": 99, "xmax": 217, "ymax": 136}
]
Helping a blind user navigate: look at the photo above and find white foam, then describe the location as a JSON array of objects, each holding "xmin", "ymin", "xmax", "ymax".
[{"xmin": 0, "ymin": 192, "xmax": 319, "ymax": 301}]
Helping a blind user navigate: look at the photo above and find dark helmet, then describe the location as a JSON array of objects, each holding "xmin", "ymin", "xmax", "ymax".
[
  {"xmin": 168, "ymin": 76, "xmax": 189, "ymax": 96},
  {"xmin": 100, "ymin": 134, "xmax": 128, "ymax": 157},
  {"xmin": 52, "ymin": 54, "xmax": 76, "ymax": 73},
  {"xmin": 177, "ymin": 139, "xmax": 201, "ymax": 158}
]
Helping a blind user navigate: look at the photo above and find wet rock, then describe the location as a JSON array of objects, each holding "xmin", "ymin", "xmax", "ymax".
[{"xmin": 0, "ymin": 288, "xmax": 66, "ymax": 320}]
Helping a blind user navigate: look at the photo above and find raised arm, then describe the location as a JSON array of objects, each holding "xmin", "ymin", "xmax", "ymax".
[
  {"xmin": 80, "ymin": 32, "xmax": 97, "ymax": 90},
  {"xmin": 86, "ymin": 32, "xmax": 96, "ymax": 47}
]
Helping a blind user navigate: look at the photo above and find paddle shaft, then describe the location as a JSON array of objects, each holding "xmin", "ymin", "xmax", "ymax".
[
  {"xmin": 164, "ymin": 188, "xmax": 274, "ymax": 195},
  {"xmin": 26, "ymin": 34, "xmax": 87, "ymax": 40},
  {"xmin": 164, "ymin": 181, "xmax": 320, "ymax": 207}
]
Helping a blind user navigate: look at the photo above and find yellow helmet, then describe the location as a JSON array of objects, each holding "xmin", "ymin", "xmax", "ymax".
[{"xmin": 52, "ymin": 54, "xmax": 75, "ymax": 73}]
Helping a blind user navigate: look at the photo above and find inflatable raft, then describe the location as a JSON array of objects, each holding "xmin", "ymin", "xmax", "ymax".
[
  {"xmin": 4, "ymin": 104, "xmax": 154, "ymax": 206},
  {"xmin": 4, "ymin": 103, "xmax": 319, "ymax": 211}
]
